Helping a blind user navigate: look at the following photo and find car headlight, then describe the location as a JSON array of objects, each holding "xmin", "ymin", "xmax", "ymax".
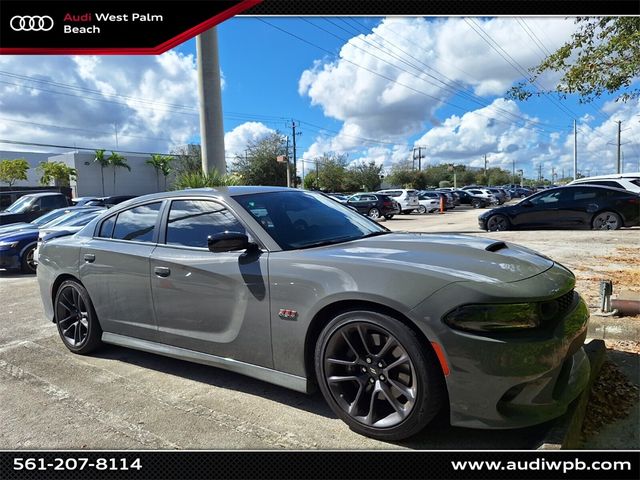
[
  {"xmin": 443, "ymin": 303, "xmax": 544, "ymax": 332},
  {"xmin": 0, "ymin": 241, "xmax": 19, "ymax": 249}
]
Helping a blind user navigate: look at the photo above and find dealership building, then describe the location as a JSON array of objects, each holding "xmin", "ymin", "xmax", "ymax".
[{"xmin": 0, "ymin": 149, "xmax": 174, "ymax": 198}]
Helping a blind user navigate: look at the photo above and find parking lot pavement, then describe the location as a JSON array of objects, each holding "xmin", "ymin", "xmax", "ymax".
[{"xmin": 1, "ymin": 207, "xmax": 637, "ymax": 450}]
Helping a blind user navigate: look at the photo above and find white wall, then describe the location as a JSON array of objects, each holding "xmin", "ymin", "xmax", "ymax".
[{"xmin": 49, "ymin": 152, "xmax": 175, "ymax": 197}]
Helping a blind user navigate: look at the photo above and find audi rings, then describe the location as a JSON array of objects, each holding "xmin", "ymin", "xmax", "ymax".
[{"xmin": 10, "ymin": 15, "xmax": 55, "ymax": 32}]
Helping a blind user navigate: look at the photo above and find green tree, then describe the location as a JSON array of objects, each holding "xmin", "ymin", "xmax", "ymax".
[
  {"xmin": 509, "ymin": 17, "xmax": 640, "ymax": 103},
  {"xmin": 173, "ymin": 169, "xmax": 239, "ymax": 189},
  {"xmin": 315, "ymin": 153, "xmax": 349, "ymax": 191},
  {"xmin": 303, "ymin": 174, "xmax": 317, "ymax": 190},
  {"xmin": 171, "ymin": 144, "xmax": 202, "ymax": 176},
  {"xmin": 0, "ymin": 158, "xmax": 29, "ymax": 187},
  {"xmin": 232, "ymin": 132, "xmax": 288, "ymax": 186},
  {"xmin": 93, "ymin": 149, "xmax": 108, "ymax": 195},
  {"xmin": 347, "ymin": 161, "xmax": 383, "ymax": 192},
  {"xmin": 37, "ymin": 161, "xmax": 77, "ymax": 186},
  {"xmin": 107, "ymin": 152, "xmax": 130, "ymax": 194},
  {"xmin": 146, "ymin": 154, "xmax": 173, "ymax": 191}
]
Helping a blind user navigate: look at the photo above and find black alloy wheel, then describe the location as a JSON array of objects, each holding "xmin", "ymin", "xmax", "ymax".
[
  {"xmin": 21, "ymin": 245, "xmax": 37, "ymax": 274},
  {"xmin": 54, "ymin": 280, "xmax": 103, "ymax": 354},
  {"xmin": 486, "ymin": 214, "xmax": 509, "ymax": 232},
  {"xmin": 315, "ymin": 311, "xmax": 444, "ymax": 440},
  {"xmin": 592, "ymin": 211, "xmax": 621, "ymax": 230}
]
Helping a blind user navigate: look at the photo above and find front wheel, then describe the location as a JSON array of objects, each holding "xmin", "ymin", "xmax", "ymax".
[
  {"xmin": 54, "ymin": 280, "xmax": 103, "ymax": 354},
  {"xmin": 486, "ymin": 214, "xmax": 509, "ymax": 232},
  {"xmin": 471, "ymin": 200, "xmax": 481, "ymax": 209},
  {"xmin": 20, "ymin": 244, "xmax": 37, "ymax": 274},
  {"xmin": 592, "ymin": 211, "xmax": 621, "ymax": 230},
  {"xmin": 315, "ymin": 311, "xmax": 445, "ymax": 440},
  {"xmin": 416, "ymin": 205, "xmax": 427, "ymax": 214}
]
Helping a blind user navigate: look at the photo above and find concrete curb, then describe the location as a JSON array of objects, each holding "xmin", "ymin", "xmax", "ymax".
[
  {"xmin": 538, "ymin": 339, "xmax": 606, "ymax": 450},
  {"xmin": 587, "ymin": 316, "xmax": 640, "ymax": 341}
]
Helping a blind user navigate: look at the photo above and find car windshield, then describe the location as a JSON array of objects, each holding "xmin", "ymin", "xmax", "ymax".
[
  {"xmin": 234, "ymin": 190, "xmax": 388, "ymax": 250},
  {"xmin": 4, "ymin": 195, "xmax": 35, "ymax": 213},
  {"xmin": 31, "ymin": 208, "xmax": 72, "ymax": 226},
  {"xmin": 42, "ymin": 209, "xmax": 100, "ymax": 228}
]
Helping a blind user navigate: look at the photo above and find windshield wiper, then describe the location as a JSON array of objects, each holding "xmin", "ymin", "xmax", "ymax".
[
  {"xmin": 361, "ymin": 231, "xmax": 390, "ymax": 238},
  {"xmin": 296, "ymin": 236, "xmax": 361, "ymax": 250}
]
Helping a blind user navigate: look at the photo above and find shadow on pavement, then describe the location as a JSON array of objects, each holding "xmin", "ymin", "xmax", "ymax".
[{"xmin": 95, "ymin": 343, "xmax": 554, "ymax": 450}]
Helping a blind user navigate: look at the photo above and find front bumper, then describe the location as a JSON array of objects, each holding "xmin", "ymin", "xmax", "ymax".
[
  {"xmin": 0, "ymin": 249, "xmax": 20, "ymax": 270},
  {"xmin": 410, "ymin": 266, "xmax": 590, "ymax": 429}
]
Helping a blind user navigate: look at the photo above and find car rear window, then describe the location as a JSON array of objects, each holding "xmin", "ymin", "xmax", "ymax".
[
  {"xmin": 630, "ymin": 179, "xmax": 640, "ymax": 187},
  {"xmin": 111, "ymin": 202, "xmax": 162, "ymax": 243},
  {"xmin": 381, "ymin": 190, "xmax": 401, "ymax": 197}
]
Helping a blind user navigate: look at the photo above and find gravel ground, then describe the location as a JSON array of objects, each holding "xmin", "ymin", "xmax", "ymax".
[{"xmin": 0, "ymin": 203, "xmax": 637, "ymax": 450}]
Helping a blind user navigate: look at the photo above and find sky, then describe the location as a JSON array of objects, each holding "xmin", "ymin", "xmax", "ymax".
[{"xmin": 1, "ymin": 16, "xmax": 639, "ymax": 180}]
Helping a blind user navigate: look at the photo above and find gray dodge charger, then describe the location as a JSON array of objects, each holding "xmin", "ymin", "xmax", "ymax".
[{"xmin": 37, "ymin": 187, "xmax": 590, "ymax": 440}]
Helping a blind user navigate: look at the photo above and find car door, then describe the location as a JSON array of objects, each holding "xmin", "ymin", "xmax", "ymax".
[
  {"xmin": 149, "ymin": 198, "xmax": 272, "ymax": 368},
  {"xmin": 512, "ymin": 190, "xmax": 568, "ymax": 228},
  {"xmin": 80, "ymin": 201, "xmax": 164, "ymax": 342},
  {"xmin": 561, "ymin": 187, "xmax": 603, "ymax": 226}
]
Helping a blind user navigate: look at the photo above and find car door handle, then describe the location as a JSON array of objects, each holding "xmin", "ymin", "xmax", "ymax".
[
  {"xmin": 154, "ymin": 266, "xmax": 171, "ymax": 278},
  {"xmin": 83, "ymin": 253, "xmax": 95, "ymax": 263}
]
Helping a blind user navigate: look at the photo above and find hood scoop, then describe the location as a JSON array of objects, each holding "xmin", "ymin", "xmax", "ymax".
[{"xmin": 485, "ymin": 241, "xmax": 508, "ymax": 252}]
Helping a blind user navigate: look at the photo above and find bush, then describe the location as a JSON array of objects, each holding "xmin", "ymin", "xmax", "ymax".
[{"xmin": 173, "ymin": 169, "xmax": 240, "ymax": 189}]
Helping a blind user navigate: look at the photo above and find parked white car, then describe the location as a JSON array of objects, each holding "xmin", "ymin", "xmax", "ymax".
[
  {"xmin": 466, "ymin": 188, "xmax": 499, "ymax": 204},
  {"xmin": 568, "ymin": 172, "xmax": 640, "ymax": 193},
  {"xmin": 376, "ymin": 189, "xmax": 420, "ymax": 214}
]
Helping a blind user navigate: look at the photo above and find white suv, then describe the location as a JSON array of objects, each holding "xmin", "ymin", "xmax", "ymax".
[
  {"xmin": 568, "ymin": 173, "xmax": 640, "ymax": 193},
  {"xmin": 466, "ymin": 188, "xmax": 498, "ymax": 204},
  {"xmin": 376, "ymin": 189, "xmax": 420, "ymax": 214}
]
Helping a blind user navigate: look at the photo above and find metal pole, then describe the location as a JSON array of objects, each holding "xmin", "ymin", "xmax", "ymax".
[
  {"xmin": 196, "ymin": 28, "xmax": 226, "ymax": 175},
  {"xmin": 573, "ymin": 119, "xmax": 577, "ymax": 180},
  {"xmin": 617, "ymin": 121, "xmax": 622, "ymax": 174}
]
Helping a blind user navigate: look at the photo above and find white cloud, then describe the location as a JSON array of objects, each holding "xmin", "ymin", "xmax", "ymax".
[
  {"xmin": 0, "ymin": 51, "xmax": 202, "ymax": 154},
  {"xmin": 224, "ymin": 121, "xmax": 275, "ymax": 161}
]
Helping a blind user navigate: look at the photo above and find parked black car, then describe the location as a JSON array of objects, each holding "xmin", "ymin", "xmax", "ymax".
[
  {"xmin": 0, "ymin": 192, "xmax": 71, "ymax": 226},
  {"xmin": 346, "ymin": 193, "xmax": 400, "ymax": 219},
  {"xmin": 479, "ymin": 185, "xmax": 640, "ymax": 231},
  {"xmin": 454, "ymin": 189, "xmax": 492, "ymax": 208}
]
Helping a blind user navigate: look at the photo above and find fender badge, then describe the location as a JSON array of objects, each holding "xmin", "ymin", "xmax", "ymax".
[{"xmin": 278, "ymin": 309, "xmax": 298, "ymax": 321}]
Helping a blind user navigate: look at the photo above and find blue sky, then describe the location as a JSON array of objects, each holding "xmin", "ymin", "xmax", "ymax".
[{"xmin": 1, "ymin": 17, "xmax": 638, "ymax": 179}]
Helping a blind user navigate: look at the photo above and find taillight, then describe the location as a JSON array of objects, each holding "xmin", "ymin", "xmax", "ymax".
[
  {"xmin": 383, "ymin": 201, "xmax": 393, "ymax": 207},
  {"xmin": 628, "ymin": 197, "xmax": 640, "ymax": 205}
]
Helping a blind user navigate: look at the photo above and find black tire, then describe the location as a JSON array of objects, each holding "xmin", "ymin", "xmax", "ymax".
[
  {"xmin": 20, "ymin": 244, "xmax": 37, "ymax": 274},
  {"xmin": 486, "ymin": 214, "xmax": 510, "ymax": 232},
  {"xmin": 384, "ymin": 214, "xmax": 394, "ymax": 220},
  {"xmin": 592, "ymin": 211, "xmax": 622, "ymax": 230},
  {"xmin": 416, "ymin": 205, "xmax": 427, "ymax": 214},
  {"xmin": 54, "ymin": 280, "xmax": 103, "ymax": 355},
  {"xmin": 315, "ymin": 310, "xmax": 445, "ymax": 441},
  {"xmin": 368, "ymin": 207, "xmax": 381, "ymax": 219},
  {"xmin": 471, "ymin": 200, "xmax": 481, "ymax": 209}
]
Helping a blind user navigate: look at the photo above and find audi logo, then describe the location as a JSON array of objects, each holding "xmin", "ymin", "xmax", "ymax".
[{"xmin": 10, "ymin": 15, "xmax": 54, "ymax": 32}]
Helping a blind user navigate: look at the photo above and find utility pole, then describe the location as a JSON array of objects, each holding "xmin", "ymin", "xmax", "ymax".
[
  {"xmin": 512, "ymin": 160, "xmax": 516, "ymax": 185},
  {"xmin": 538, "ymin": 164, "xmax": 542, "ymax": 182},
  {"xmin": 285, "ymin": 136, "xmax": 291, "ymax": 188},
  {"xmin": 617, "ymin": 120, "xmax": 622, "ymax": 174},
  {"xmin": 573, "ymin": 119, "xmax": 578, "ymax": 180},
  {"xmin": 483, "ymin": 154, "xmax": 487, "ymax": 174},
  {"xmin": 114, "ymin": 121, "xmax": 119, "ymax": 150},
  {"xmin": 413, "ymin": 147, "xmax": 426, "ymax": 171},
  {"xmin": 551, "ymin": 166, "xmax": 556, "ymax": 184},
  {"xmin": 562, "ymin": 167, "xmax": 565, "ymax": 181},
  {"xmin": 315, "ymin": 158, "xmax": 320, "ymax": 190},
  {"xmin": 196, "ymin": 27, "xmax": 226, "ymax": 175},
  {"xmin": 288, "ymin": 121, "xmax": 302, "ymax": 188}
]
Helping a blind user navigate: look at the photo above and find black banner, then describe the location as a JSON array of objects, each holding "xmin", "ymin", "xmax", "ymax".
[{"xmin": 1, "ymin": 451, "xmax": 639, "ymax": 480}]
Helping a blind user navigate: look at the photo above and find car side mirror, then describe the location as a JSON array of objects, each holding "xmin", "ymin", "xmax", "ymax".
[
  {"xmin": 30, "ymin": 204, "xmax": 41, "ymax": 212},
  {"xmin": 208, "ymin": 231, "xmax": 254, "ymax": 253}
]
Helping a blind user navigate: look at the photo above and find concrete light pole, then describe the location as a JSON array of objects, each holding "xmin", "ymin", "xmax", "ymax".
[{"xmin": 196, "ymin": 28, "xmax": 226, "ymax": 175}]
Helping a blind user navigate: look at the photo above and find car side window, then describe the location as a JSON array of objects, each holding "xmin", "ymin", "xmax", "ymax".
[
  {"xmin": 112, "ymin": 202, "xmax": 162, "ymax": 242},
  {"xmin": 530, "ymin": 190, "xmax": 562, "ymax": 205},
  {"xmin": 166, "ymin": 200, "xmax": 245, "ymax": 248},
  {"xmin": 571, "ymin": 188, "xmax": 598, "ymax": 202},
  {"xmin": 40, "ymin": 196, "xmax": 65, "ymax": 210},
  {"xmin": 97, "ymin": 216, "xmax": 115, "ymax": 238}
]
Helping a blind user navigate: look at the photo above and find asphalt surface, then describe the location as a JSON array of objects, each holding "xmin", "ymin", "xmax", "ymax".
[{"xmin": 1, "ymin": 204, "xmax": 637, "ymax": 450}]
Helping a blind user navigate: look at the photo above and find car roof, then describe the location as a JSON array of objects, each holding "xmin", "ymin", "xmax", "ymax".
[
  {"xmin": 21, "ymin": 191, "xmax": 64, "ymax": 198},
  {"xmin": 570, "ymin": 172, "xmax": 639, "ymax": 181}
]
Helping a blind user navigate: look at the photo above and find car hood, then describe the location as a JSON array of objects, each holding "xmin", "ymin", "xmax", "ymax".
[
  {"xmin": 310, "ymin": 233, "xmax": 554, "ymax": 284},
  {"xmin": 0, "ymin": 228, "xmax": 38, "ymax": 243},
  {"xmin": 0, "ymin": 222, "xmax": 36, "ymax": 234}
]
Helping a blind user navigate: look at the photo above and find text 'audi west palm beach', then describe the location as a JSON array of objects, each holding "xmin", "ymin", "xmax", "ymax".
[{"xmin": 37, "ymin": 187, "xmax": 590, "ymax": 440}]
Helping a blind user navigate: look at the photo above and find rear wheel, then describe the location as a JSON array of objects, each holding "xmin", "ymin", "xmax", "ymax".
[
  {"xmin": 54, "ymin": 280, "xmax": 103, "ymax": 354},
  {"xmin": 384, "ymin": 214, "xmax": 394, "ymax": 220},
  {"xmin": 471, "ymin": 199, "xmax": 481, "ymax": 209},
  {"xmin": 368, "ymin": 207, "xmax": 381, "ymax": 219},
  {"xmin": 315, "ymin": 311, "xmax": 445, "ymax": 440},
  {"xmin": 20, "ymin": 245, "xmax": 37, "ymax": 274},
  {"xmin": 417, "ymin": 205, "xmax": 427, "ymax": 214},
  {"xmin": 486, "ymin": 214, "xmax": 509, "ymax": 232},
  {"xmin": 592, "ymin": 211, "xmax": 621, "ymax": 230}
]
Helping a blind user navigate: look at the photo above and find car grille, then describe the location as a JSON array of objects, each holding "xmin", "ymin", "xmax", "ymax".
[{"xmin": 539, "ymin": 289, "xmax": 576, "ymax": 323}]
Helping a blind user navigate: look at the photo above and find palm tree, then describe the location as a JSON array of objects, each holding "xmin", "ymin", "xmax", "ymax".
[
  {"xmin": 107, "ymin": 152, "xmax": 130, "ymax": 195},
  {"xmin": 93, "ymin": 149, "xmax": 108, "ymax": 195},
  {"xmin": 146, "ymin": 154, "xmax": 164, "ymax": 191},
  {"xmin": 146, "ymin": 154, "xmax": 173, "ymax": 191}
]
